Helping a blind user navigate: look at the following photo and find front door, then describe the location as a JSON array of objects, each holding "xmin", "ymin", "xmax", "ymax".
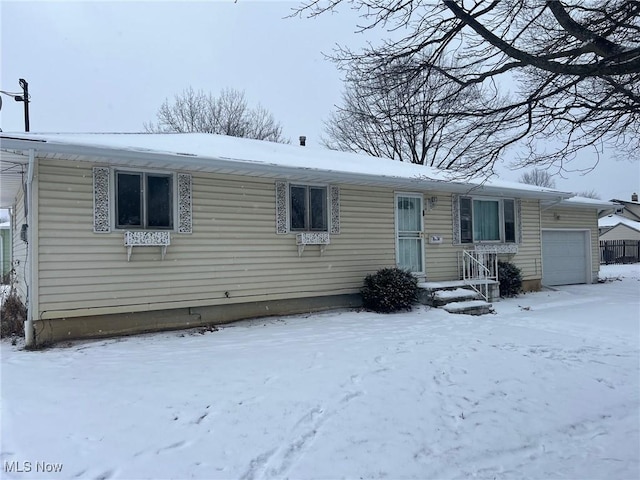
[{"xmin": 395, "ymin": 194, "xmax": 424, "ymax": 274}]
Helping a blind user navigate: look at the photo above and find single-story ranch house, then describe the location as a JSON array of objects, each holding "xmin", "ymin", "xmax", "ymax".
[{"xmin": 0, "ymin": 133, "xmax": 614, "ymax": 346}]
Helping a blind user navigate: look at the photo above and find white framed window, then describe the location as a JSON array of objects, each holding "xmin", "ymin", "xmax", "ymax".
[
  {"xmin": 115, "ymin": 171, "xmax": 173, "ymax": 230},
  {"xmin": 275, "ymin": 181, "xmax": 340, "ymax": 235},
  {"xmin": 289, "ymin": 184, "xmax": 328, "ymax": 232},
  {"xmin": 458, "ymin": 196, "xmax": 517, "ymax": 244},
  {"xmin": 92, "ymin": 167, "xmax": 192, "ymax": 234}
]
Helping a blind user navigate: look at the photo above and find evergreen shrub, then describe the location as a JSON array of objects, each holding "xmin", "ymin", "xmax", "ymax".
[
  {"xmin": 361, "ymin": 267, "xmax": 418, "ymax": 313},
  {"xmin": 498, "ymin": 261, "xmax": 522, "ymax": 298}
]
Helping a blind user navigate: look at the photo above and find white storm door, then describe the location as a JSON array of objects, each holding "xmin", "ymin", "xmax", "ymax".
[{"xmin": 395, "ymin": 194, "xmax": 424, "ymax": 274}]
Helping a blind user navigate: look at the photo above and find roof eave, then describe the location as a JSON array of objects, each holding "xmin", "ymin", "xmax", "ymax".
[{"xmin": 1, "ymin": 136, "xmax": 573, "ymax": 201}]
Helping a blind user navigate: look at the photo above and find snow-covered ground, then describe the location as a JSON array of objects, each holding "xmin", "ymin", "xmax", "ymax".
[{"xmin": 2, "ymin": 265, "xmax": 639, "ymax": 479}]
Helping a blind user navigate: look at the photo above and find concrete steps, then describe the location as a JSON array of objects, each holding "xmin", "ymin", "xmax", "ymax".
[
  {"xmin": 431, "ymin": 287, "xmax": 481, "ymax": 306},
  {"xmin": 442, "ymin": 300, "xmax": 493, "ymax": 316},
  {"xmin": 417, "ymin": 281, "xmax": 495, "ymax": 316}
]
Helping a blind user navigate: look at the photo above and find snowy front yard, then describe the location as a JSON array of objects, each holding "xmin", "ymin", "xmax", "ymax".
[{"xmin": 2, "ymin": 265, "xmax": 639, "ymax": 480}]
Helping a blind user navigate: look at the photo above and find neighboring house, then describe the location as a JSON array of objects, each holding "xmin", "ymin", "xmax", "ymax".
[
  {"xmin": 0, "ymin": 133, "xmax": 613, "ymax": 346},
  {"xmin": 610, "ymin": 194, "xmax": 640, "ymax": 222},
  {"xmin": 0, "ymin": 221, "xmax": 10, "ymax": 281},
  {"xmin": 598, "ymin": 213, "xmax": 640, "ymax": 265},
  {"xmin": 598, "ymin": 214, "xmax": 640, "ymax": 241}
]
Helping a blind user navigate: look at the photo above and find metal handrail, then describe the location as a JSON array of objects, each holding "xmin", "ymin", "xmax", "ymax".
[{"xmin": 460, "ymin": 248, "xmax": 498, "ymax": 301}]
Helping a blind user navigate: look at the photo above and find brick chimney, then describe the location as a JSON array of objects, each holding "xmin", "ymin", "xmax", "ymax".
[
  {"xmin": 299, "ymin": 136, "xmax": 306, "ymax": 147},
  {"xmin": 632, "ymin": 192, "xmax": 638, "ymax": 202}
]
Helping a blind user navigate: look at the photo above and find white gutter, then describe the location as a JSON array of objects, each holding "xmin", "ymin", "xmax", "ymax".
[{"xmin": 25, "ymin": 148, "xmax": 35, "ymax": 347}]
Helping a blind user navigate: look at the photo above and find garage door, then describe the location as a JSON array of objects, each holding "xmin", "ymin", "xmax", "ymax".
[{"xmin": 542, "ymin": 230, "xmax": 589, "ymax": 286}]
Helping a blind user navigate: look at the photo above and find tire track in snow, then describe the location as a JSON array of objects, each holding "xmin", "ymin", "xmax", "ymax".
[
  {"xmin": 240, "ymin": 389, "xmax": 366, "ymax": 479},
  {"xmin": 239, "ymin": 448, "xmax": 277, "ymax": 480},
  {"xmin": 239, "ymin": 406, "xmax": 328, "ymax": 480},
  {"xmin": 240, "ymin": 343, "xmax": 404, "ymax": 479}
]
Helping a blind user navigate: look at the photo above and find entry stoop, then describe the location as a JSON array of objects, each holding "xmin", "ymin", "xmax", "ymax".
[
  {"xmin": 417, "ymin": 281, "xmax": 495, "ymax": 316},
  {"xmin": 430, "ymin": 287, "xmax": 481, "ymax": 306},
  {"xmin": 442, "ymin": 300, "xmax": 493, "ymax": 316}
]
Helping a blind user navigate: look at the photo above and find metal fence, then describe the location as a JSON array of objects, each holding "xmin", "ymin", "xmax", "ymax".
[{"xmin": 600, "ymin": 240, "xmax": 640, "ymax": 264}]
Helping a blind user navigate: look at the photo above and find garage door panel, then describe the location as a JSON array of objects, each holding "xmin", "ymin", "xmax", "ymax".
[{"xmin": 542, "ymin": 230, "xmax": 588, "ymax": 286}]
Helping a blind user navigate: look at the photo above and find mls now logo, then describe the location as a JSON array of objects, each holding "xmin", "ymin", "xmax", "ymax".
[{"xmin": 4, "ymin": 461, "xmax": 63, "ymax": 473}]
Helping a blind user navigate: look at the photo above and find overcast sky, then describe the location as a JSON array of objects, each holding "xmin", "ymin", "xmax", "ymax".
[{"xmin": 1, "ymin": 1, "xmax": 638, "ymax": 202}]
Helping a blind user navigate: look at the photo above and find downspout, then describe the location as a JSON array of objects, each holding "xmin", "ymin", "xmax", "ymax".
[
  {"xmin": 541, "ymin": 197, "xmax": 565, "ymax": 211},
  {"xmin": 25, "ymin": 148, "xmax": 35, "ymax": 347},
  {"xmin": 538, "ymin": 200, "xmax": 543, "ymax": 279},
  {"xmin": 598, "ymin": 207, "xmax": 616, "ymax": 218},
  {"xmin": 0, "ymin": 230, "xmax": 3, "ymax": 279}
]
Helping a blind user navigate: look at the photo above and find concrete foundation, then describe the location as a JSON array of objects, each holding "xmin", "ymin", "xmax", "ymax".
[
  {"xmin": 33, "ymin": 294, "xmax": 362, "ymax": 346},
  {"xmin": 521, "ymin": 279, "xmax": 542, "ymax": 292}
]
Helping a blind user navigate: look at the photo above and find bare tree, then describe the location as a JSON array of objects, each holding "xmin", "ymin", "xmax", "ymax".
[
  {"xmin": 575, "ymin": 189, "xmax": 602, "ymax": 199},
  {"xmin": 145, "ymin": 87, "xmax": 288, "ymax": 143},
  {"xmin": 323, "ymin": 56, "xmax": 504, "ymax": 175},
  {"xmin": 519, "ymin": 168, "xmax": 556, "ymax": 188},
  {"xmin": 295, "ymin": 1, "xmax": 640, "ymax": 173}
]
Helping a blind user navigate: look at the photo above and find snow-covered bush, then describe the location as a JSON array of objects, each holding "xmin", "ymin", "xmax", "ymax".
[
  {"xmin": 361, "ymin": 267, "xmax": 418, "ymax": 313},
  {"xmin": 498, "ymin": 261, "xmax": 522, "ymax": 298}
]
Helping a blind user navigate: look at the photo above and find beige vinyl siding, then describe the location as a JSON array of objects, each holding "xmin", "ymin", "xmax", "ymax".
[
  {"xmin": 515, "ymin": 199, "xmax": 543, "ymax": 281},
  {"xmin": 37, "ymin": 160, "xmax": 396, "ymax": 319},
  {"xmin": 423, "ymin": 193, "xmax": 459, "ymax": 281},
  {"xmin": 35, "ymin": 158, "xmax": 556, "ymax": 318},
  {"xmin": 599, "ymin": 224, "xmax": 640, "ymax": 241},
  {"xmin": 12, "ymin": 183, "xmax": 28, "ymax": 303},
  {"xmin": 541, "ymin": 206, "xmax": 600, "ymax": 278},
  {"xmin": 424, "ymin": 194, "xmax": 542, "ymax": 282}
]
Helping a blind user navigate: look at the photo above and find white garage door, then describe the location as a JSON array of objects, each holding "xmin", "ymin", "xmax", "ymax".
[{"xmin": 542, "ymin": 230, "xmax": 589, "ymax": 286}]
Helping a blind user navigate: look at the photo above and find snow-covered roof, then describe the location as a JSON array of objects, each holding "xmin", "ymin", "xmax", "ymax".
[
  {"xmin": 610, "ymin": 198, "xmax": 639, "ymax": 206},
  {"xmin": 557, "ymin": 196, "xmax": 618, "ymax": 209},
  {"xmin": 598, "ymin": 214, "xmax": 640, "ymax": 232},
  {"xmin": 1, "ymin": 132, "xmax": 576, "ymax": 207}
]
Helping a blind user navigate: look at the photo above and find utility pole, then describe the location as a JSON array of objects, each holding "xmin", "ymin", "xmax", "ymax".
[{"xmin": 15, "ymin": 78, "xmax": 30, "ymax": 132}]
